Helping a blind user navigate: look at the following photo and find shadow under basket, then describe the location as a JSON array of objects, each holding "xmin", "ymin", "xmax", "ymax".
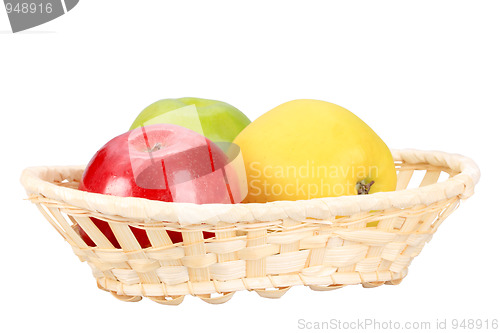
[{"xmin": 20, "ymin": 149, "xmax": 480, "ymax": 305}]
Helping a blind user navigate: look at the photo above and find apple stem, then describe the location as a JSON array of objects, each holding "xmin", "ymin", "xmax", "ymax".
[
  {"xmin": 357, "ymin": 180, "xmax": 375, "ymax": 195},
  {"xmin": 146, "ymin": 143, "xmax": 162, "ymax": 153}
]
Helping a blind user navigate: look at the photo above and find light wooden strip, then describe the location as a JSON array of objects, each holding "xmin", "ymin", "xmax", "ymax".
[
  {"xmin": 107, "ymin": 223, "xmax": 160, "ymax": 284},
  {"xmin": 209, "ymin": 260, "xmax": 246, "ymax": 281},
  {"xmin": 307, "ymin": 248, "xmax": 326, "ymax": 267},
  {"xmin": 430, "ymin": 199, "xmax": 460, "ymax": 230},
  {"xmin": 419, "ymin": 170, "xmax": 441, "ymax": 187},
  {"xmin": 156, "ymin": 266, "xmax": 189, "ymax": 285},
  {"xmin": 266, "ymin": 250, "xmax": 310, "ymax": 274},
  {"xmin": 69, "ymin": 215, "xmax": 126, "ymax": 280},
  {"xmin": 108, "ymin": 223, "xmax": 142, "ymax": 249},
  {"xmin": 205, "ymin": 239, "xmax": 246, "ymax": 254},
  {"xmin": 417, "ymin": 210, "xmax": 440, "ymax": 232},
  {"xmin": 279, "ymin": 220, "xmax": 301, "ymax": 253},
  {"xmin": 35, "ymin": 204, "xmax": 66, "ymax": 239},
  {"xmin": 214, "ymin": 224, "xmax": 238, "ymax": 263},
  {"xmin": 146, "ymin": 227, "xmax": 182, "ymax": 267},
  {"xmin": 303, "ymin": 227, "xmax": 330, "ymax": 267},
  {"xmin": 182, "ymin": 231, "xmax": 210, "ymax": 282},
  {"xmin": 324, "ymin": 245, "xmax": 368, "ymax": 267},
  {"xmin": 47, "ymin": 207, "xmax": 88, "ymax": 248},
  {"xmin": 396, "ymin": 169, "xmax": 414, "ymax": 191},
  {"xmin": 246, "ymin": 229, "xmax": 267, "ymax": 278},
  {"xmin": 336, "ymin": 219, "xmax": 357, "ymax": 273},
  {"xmin": 72, "ymin": 215, "xmax": 115, "ymax": 249}
]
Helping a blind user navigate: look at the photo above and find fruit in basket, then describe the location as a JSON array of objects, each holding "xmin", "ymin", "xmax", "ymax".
[
  {"xmin": 130, "ymin": 97, "xmax": 251, "ymax": 149},
  {"xmin": 77, "ymin": 124, "xmax": 238, "ymax": 248},
  {"xmin": 233, "ymin": 99, "xmax": 397, "ymax": 203}
]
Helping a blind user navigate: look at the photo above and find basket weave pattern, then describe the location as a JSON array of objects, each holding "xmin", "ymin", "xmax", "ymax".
[{"xmin": 21, "ymin": 149, "xmax": 479, "ymax": 305}]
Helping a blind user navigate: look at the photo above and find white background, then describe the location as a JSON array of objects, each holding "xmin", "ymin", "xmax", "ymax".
[{"xmin": 1, "ymin": 1, "xmax": 498, "ymax": 332}]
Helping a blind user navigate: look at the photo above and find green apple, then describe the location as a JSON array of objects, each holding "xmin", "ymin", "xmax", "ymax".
[{"xmin": 130, "ymin": 97, "xmax": 251, "ymax": 147}]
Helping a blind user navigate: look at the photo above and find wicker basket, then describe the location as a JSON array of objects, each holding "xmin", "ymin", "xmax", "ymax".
[{"xmin": 20, "ymin": 149, "xmax": 479, "ymax": 305}]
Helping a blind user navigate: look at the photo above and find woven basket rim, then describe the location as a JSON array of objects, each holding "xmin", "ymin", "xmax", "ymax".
[{"xmin": 20, "ymin": 148, "xmax": 480, "ymax": 226}]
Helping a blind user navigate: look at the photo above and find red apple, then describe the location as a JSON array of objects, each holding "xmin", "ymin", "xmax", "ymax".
[{"xmin": 78, "ymin": 123, "xmax": 237, "ymax": 248}]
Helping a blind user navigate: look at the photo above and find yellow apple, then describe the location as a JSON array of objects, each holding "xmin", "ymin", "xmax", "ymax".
[{"xmin": 233, "ymin": 99, "xmax": 397, "ymax": 203}]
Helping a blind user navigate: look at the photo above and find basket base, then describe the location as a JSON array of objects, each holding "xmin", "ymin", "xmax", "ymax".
[{"xmin": 95, "ymin": 268, "xmax": 408, "ymax": 305}]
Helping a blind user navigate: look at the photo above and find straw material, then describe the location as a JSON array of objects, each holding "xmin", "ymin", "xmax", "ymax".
[{"xmin": 20, "ymin": 149, "xmax": 480, "ymax": 305}]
